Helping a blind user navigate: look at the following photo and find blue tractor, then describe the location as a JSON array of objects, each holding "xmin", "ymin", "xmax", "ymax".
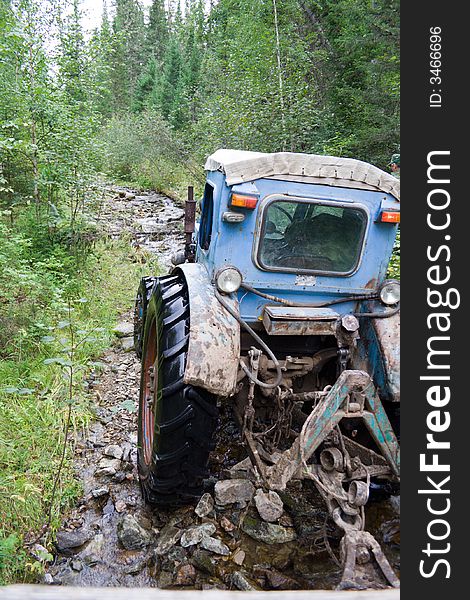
[{"xmin": 134, "ymin": 150, "xmax": 400, "ymax": 588}]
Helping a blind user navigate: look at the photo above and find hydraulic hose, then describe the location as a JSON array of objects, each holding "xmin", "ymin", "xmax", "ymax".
[
  {"xmin": 240, "ymin": 282, "xmax": 399, "ymax": 318},
  {"xmin": 240, "ymin": 282, "xmax": 379, "ymax": 308},
  {"xmin": 215, "ymin": 289, "xmax": 283, "ymax": 389}
]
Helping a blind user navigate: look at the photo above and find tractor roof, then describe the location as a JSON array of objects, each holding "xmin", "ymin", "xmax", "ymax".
[{"xmin": 205, "ymin": 149, "xmax": 400, "ymax": 201}]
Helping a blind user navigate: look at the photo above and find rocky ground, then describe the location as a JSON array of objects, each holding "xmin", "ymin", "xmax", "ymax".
[{"xmin": 44, "ymin": 188, "xmax": 400, "ymax": 590}]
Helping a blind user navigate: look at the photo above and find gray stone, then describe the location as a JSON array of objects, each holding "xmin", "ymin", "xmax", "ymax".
[
  {"xmin": 120, "ymin": 336, "xmax": 135, "ymax": 352},
  {"xmin": 232, "ymin": 549, "xmax": 246, "ymax": 566},
  {"xmin": 241, "ymin": 515, "xmax": 297, "ymax": 545},
  {"xmin": 124, "ymin": 556, "xmax": 148, "ymax": 575},
  {"xmin": 117, "ymin": 514, "xmax": 152, "ymax": 550},
  {"xmin": 95, "ymin": 457, "xmax": 121, "ymax": 477},
  {"xmin": 254, "ymin": 489, "xmax": 284, "ymax": 522},
  {"xmin": 195, "ymin": 493, "xmax": 214, "ymax": 518},
  {"xmin": 115, "ymin": 499, "xmax": 127, "ymax": 513},
  {"xmin": 91, "ymin": 486, "xmax": 109, "ymax": 498},
  {"xmin": 71, "ymin": 560, "xmax": 83, "ymax": 572},
  {"xmin": 113, "ymin": 322, "xmax": 134, "ymax": 338},
  {"xmin": 231, "ymin": 571, "xmax": 258, "ymax": 591},
  {"xmin": 155, "ymin": 525, "xmax": 182, "ymax": 555},
  {"xmin": 214, "ymin": 479, "xmax": 255, "ymax": 507},
  {"xmin": 55, "ymin": 529, "xmax": 92, "ymax": 553},
  {"xmin": 103, "ymin": 444, "xmax": 123, "ymax": 460},
  {"xmin": 180, "ymin": 523, "xmax": 216, "ymax": 547},
  {"xmin": 199, "ymin": 536, "xmax": 230, "ymax": 556}
]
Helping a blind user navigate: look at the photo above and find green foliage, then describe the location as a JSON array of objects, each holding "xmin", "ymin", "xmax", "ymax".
[
  {"xmin": 0, "ymin": 216, "xmax": 160, "ymax": 583},
  {"xmin": 388, "ymin": 230, "xmax": 400, "ymax": 279}
]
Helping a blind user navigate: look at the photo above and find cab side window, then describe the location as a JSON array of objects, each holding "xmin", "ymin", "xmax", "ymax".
[{"xmin": 199, "ymin": 183, "xmax": 214, "ymax": 251}]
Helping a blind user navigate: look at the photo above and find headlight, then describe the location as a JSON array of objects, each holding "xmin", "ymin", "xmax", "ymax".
[
  {"xmin": 216, "ymin": 266, "xmax": 243, "ymax": 294},
  {"xmin": 379, "ymin": 280, "xmax": 400, "ymax": 305}
]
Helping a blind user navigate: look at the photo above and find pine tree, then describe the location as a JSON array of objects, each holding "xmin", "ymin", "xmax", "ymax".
[
  {"xmin": 111, "ymin": 0, "xmax": 147, "ymax": 112},
  {"xmin": 147, "ymin": 0, "xmax": 169, "ymax": 62}
]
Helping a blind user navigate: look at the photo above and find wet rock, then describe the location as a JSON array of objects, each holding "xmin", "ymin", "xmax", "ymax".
[
  {"xmin": 121, "ymin": 443, "xmax": 133, "ymax": 462},
  {"xmin": 82, "ymin": 534, "xmax": 105, "ymax": 565},
  {"xmin": 241, "ymin": 515, "xmax": 297, "ymax": 545},
  {"xmin": 200, "ymin": 536, "xmax": 230, "ymax": 556},
  {"xmin": 95, "ymin": 457, "xmax": 121, "ymax": 477},
  {"xmin": 103, "ymin": 444, "xmax": 123, "ymax": 460},
  {"xmin": 232, "ymin": 549, "xmax": 246, "ymax": 566},
  {"xmin": 254, "ymin": 489, "xmax": 283, "ymax": 522},
  {"xmin": 260, "ymin": 567, "xmax": 301, "ymax": 590},
  {"xmin": 120, "ymin": 336, "xmax": 135, "ymax": 352},
  {"xmin": 55, "ymin": 529, "xmax": 92, "ymax": 554},
  {"xmin": 102, "ymin": 498, "xmax": 115, "ymax": 515},
  {"xmin": 195, "ymin": 493, "xmax": 214, "ymax": 518},
  {"xmin": 113, "ymin": 322, "xmax": 134, "ymax": 338},
  {"xmin": 158, "ymin": 570, "xmax": 174, "ymax": 589},
  {"xmin": 175, "ymin": 563, "xmax": 197, "ymax": 586},
  {"xmin": 115, "ymin": 499, "xmax": 127, "ymax": 513},
  {"xmin": 220, "ymin": 516, "xmax": 236, "ymax": 533},
  {"xmin": 231, "ymin": 571, "xmax": 258, "ymax": 591},
  {"xmin": 71, "ymin": 559, "xmax": 83, "ymax": 572},
  {"xmin": 214, "ymin": 479, "xmax": 255, "ymax": 507},
  {"xmin": 155, "ymin": 524, "xmax": 182, "ymax": 555},
  {"xmin": 180, "ymin": 523, "xmax": 216, "ymax": 548},
  {"xmin": 124, "ymin": 556, "xmax": 149, "ymax": 575},
  {"xmin": 43, "ymin": 573, "xmax": 54, "ymax": 584},
  {"xmin": 91, "ymin": 486, "xmax": 109, "ymax": 499},
  {"xmin": 161, "ymin": 546, "xmax": 187, "ymax": 572},
  {"xmin": 117, "ymin": 514, "xmax": 152, "ymax": 550},
  {"xmin": 83, "ymin": 554, "xmax": 100, "ymax": 567},
  {"xmin": 190, "ymin": 549, "xmax": 219, "ymax": 577}
]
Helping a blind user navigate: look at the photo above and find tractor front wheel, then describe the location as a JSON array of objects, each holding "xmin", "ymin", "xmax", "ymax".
[
  {"xmin": 134, "ymin": 276, "xmax": 157, "ymax": 359},
  {"xmin": 137, "ymin": 274, "xmax": 219, "ymax": 505}
]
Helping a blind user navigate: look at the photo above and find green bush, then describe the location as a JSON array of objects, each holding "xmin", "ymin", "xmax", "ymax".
[{"xmin": 0, "ymin": 212, "xmax": 160, "ymax": 583}]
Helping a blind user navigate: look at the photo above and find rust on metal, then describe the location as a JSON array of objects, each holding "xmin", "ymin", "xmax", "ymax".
[
  {"xmin": 176, "ymin": 263, "xmax": 240, "ymax": 397},
  {"xmin": 184, "ymin": 186, "xmax": 197, "ymax": 262},
  {"xmin": 262, "ymin": 306, "xmax": 340, "ymax": 336},
  {"xmin": 373, "ymin": 312, "xmax": 400, "ymax": 402}
]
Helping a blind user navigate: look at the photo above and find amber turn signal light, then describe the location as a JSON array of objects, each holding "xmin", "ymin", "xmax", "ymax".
[
  {"xmin": 230, "ymin": 193, "xmax": 258, "ymax": 209},
  {"xmin": 381, "ymin": 211, "xmax": 400, "ymax": 223}
]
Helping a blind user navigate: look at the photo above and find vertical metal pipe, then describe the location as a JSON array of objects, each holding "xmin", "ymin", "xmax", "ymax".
[{"xmin": 184, "ymin": 186, "xmax": 196, "ymax": 262}]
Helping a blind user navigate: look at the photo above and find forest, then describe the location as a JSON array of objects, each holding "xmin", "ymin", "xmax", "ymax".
[{"xmin": 0, "ymin": 0, "xmax": 400, "ymax": 584}]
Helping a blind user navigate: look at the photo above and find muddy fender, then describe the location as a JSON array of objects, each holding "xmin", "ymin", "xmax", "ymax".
[
  {"xmin": 174, "ymin": 263, "xmax": 240, "ymax": 397},
  {"xmin": 373, "ymin": 312, "xmax": 400, "ymax": 402}
]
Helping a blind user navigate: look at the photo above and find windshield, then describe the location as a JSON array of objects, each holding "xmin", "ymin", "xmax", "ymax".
[{"xmin": 258, "ymin": 199, "xmax": 367, "ymax": 275}]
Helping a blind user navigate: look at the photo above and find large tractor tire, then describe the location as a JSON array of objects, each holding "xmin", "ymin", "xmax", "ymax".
[
  {"xmin": 137, "ymin": 274, "xmax": 219, "ymax": 505},
  {"xmin": 134, "ymin": 276, "xmax": 158, "ymax": 359}
]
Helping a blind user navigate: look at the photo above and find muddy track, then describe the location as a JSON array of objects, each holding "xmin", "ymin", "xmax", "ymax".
[{"xmin": 46, "ymin": 188, "xmax": 400, "ymax": 590}]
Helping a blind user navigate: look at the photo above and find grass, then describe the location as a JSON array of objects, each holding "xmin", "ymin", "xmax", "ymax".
[{"xmin": 0, "ymin": 224, "xmax": 159, "ymax": 583}]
